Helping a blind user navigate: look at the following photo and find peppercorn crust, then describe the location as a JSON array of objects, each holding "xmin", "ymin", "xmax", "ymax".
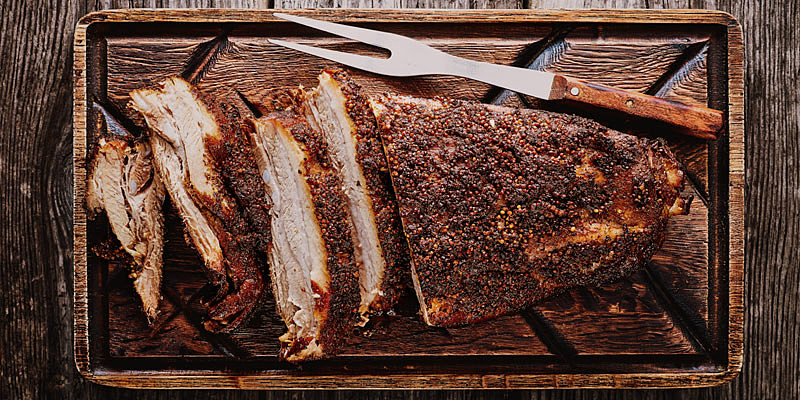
[
  {"xmin": 321, "ymin": 70, "xmax": 410, "ymax": 313},
  {"xmin": 371, "ymin": 94, "xmax": 689, "ymax": 327},
  {"xmin": 252, "ymin": 110, "xmax": 361, "ymax": 362}
]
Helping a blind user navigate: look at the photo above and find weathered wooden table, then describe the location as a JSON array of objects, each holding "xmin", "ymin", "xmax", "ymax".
[{"xmin": 1, "ymin": 0, "xmax": 796, "ymax": 399}]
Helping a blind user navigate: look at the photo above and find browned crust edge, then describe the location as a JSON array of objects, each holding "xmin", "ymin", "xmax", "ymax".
[
  {"xmin": 262, "ymin": 110, "xmax": 361, "ymax": 361},
  {"xmin": 324, "ymin": 70, "xmax": 410, "ymax": 312}
]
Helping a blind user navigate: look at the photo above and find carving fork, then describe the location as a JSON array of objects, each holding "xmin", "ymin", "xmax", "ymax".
[{"xmin": 269, "ymin": 13, "xmax": 724, "ymax": 139}]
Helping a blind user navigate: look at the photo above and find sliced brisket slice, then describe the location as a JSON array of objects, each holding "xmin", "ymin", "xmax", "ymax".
[
  {"xmin": 87, "ymin": 137, "xmax": 166, "ymax": 323},
  {"xmin": 304, "ymin": 70, "xmax": 410, "ymax": 318},
  {"xmin": 130, "ymin": 77, "xmax": 267, "ymax": 332},
  {"xmin": 249, "ymin": 109, "xmax": 360, "ymax": 362},
  {"xmin": 370, "ymin": 94, "xmax": 691, "ymax": 327}
]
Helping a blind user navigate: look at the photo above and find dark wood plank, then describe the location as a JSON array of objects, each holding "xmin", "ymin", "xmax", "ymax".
[
  {"xmin": 534, "ymin": 272, "xmax": 697, "ymax": 355},
  {"xmin": 722, "ymin": 0, "xmax": 794, "ymax": 398},
  {"xmin": 1, "ymin": 1, "xmax": 92, "ymax": 399},
  {"xmin": 0, "ymin": 0, "xmax": 777, "ymax": 397}
]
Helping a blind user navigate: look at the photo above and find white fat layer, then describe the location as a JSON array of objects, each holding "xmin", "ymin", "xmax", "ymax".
[
  {"xmin": 130, "ymin": 80, "xmax": 224, "ymax": 274},
  {"xmin": 251, "ymin": 118, "xmax": 328, "ymax": 340},
  {"xmin": 309, "ymin": 74, "xmax": 386, "ymax": 314},
  {"xmin": 130, "ymin": 78, "xmax": 220, "ymax": 197}
]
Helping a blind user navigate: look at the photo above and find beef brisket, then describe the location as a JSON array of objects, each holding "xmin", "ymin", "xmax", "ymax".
[
  {"xmin": 370, "ymin": 94, "xmax": 691, "ymax": 327},
  {"xmin": 130, "ymin": 78, "xmax": 267, "ymax": 332},
  {"xmin": 87, "ymin": 136, "xmax": 166, "ymax": 323}
]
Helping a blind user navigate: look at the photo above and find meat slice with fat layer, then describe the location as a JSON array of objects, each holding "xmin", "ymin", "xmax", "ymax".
[
  {"xmin": 130, "ymin": 78, "xmax": 267, "ymax": 332},
  {"xmin": 304, "ymin": 70, "xmax": 409, "ymax": 318},
  {"xmin": 87, "ymin": 137, "xmax": 166, "ymax": 322},
  {"xmin": 249, "ymin": 109, "xmax": 360, "ymax": 362}
]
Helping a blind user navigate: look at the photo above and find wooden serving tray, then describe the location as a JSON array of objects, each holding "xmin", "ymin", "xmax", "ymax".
[{"xmin": 72, "ymin": 8, "xmax": 744, "ymax": 389}]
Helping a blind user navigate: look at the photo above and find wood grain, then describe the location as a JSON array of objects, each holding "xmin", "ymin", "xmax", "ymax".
[
  {"xmin": 648, "ymin": 185, "xmax": 711, "ymax": 338},
  {"xmin": 534, "ymin": 273, "xmax": 697, "ymax": 355},
  {"xmin": 0, "ymin": 0, "xmax": 789, "ymax": 398}
]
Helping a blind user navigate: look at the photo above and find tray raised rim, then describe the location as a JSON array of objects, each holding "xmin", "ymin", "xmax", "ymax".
[{"xmin": 72, "ymin": 8, "xmax": 744, "ymax": 389}]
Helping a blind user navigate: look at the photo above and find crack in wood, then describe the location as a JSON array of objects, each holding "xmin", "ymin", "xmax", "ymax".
[
  {"xmin": 642, "ymin": 263, "xmax": 714, "ymax": 360},
  {"xmin": 481, "ymin": 25, "xmax": 574, "ymax": 105},
  {"xmin": 92, "ymin": 98, "xmax": 142, "ymax": 138},
  {"xmin": 521, "ymin": 308, "xmax": 578, "ymax": 365},
  {"xmin": 181, "ymin": 28, "xmax": 235, "ymax": 86},
  {"xmin": 236, "ymin": 90, "xmax": 263, "ymax": 119}
]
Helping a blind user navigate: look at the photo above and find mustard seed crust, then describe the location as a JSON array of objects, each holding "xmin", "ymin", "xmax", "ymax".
[{"xmin": 372, "ymin": 94, "xmax": 687, "ymax": 327}]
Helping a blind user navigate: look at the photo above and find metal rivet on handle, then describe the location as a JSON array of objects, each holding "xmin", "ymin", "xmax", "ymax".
[
  {"xmin": 570, "ymin": 87, "xmax": 580, "ymax": 96},
  {"xmin": 626, "ymin": 99, "xmax": 634, "ymax": 107}
]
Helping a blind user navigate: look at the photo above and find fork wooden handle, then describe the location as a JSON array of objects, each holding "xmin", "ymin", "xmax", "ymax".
[{"xmin": 557, "ymin": 76, "xmax": 725, "ymax": 140}]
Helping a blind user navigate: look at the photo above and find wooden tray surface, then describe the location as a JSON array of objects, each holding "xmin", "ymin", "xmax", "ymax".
[{"xmin": 72, "ymin": 8, "xmax": 744, "ymax": 389}]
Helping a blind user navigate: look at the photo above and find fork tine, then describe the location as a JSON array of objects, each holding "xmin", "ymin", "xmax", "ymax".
[
  {"xmin": 273, "ymin": 13, "xmax": 414, "ymax": 50},
  {"xmin": 268, "ymin": 39, "xmax": 396, "ymax": 75}
]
